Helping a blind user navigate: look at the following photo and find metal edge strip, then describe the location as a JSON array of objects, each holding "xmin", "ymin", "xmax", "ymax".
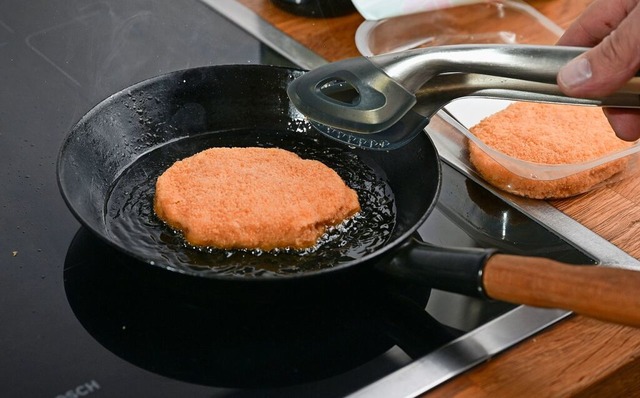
[
  {"xmin": 198, "ymin": 0, "xmax": 328, "ymax": 70},
  {"xmin": 196, "ymin": 3, "xmax": 640, "ymax": 397},
  {"xmin": 347, "ymin": 307, "xmax": 571, "ymax": 398}
]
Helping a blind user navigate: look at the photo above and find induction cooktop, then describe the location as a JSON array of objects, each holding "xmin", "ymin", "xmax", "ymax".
[{"xmin": 1, "ymin": 1, "xmax": 636, "ymax": 397}]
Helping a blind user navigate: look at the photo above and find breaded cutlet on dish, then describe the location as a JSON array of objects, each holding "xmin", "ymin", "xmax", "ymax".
[
  {"xmin": 154, "ymin": 147, "xmax": 360, "ymax": 250},
  {"xmin": 468, "ymin": 102, "xmax": 634, "ymax": 199}
]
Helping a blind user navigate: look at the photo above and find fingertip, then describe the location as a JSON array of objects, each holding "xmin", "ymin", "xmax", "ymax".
[
  {"xmin": 557, "ymin": 57, "xmax": 593, "ymax": 92},
  {"xmin": 603, "ymin": 108, "xmax": 640, "ymax": 142}
]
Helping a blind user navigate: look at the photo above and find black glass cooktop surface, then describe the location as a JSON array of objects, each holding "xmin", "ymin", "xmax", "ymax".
[{"xmin": 1, "ymin": 1, "xmax": 594, "ymax": 397}]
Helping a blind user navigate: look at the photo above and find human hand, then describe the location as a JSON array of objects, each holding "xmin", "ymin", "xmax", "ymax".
[{"xmin": 556, "ymin": 0, "xmax": 640, "ymax": 141}]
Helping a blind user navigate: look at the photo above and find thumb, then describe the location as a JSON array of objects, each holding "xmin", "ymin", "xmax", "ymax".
[{"xmin": 558, "ymin": 15, "xmax": 640, "ymax": 97}]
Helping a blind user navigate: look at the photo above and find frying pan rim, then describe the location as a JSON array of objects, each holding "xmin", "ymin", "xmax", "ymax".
[{"xmin": 56, "ymin": 64, "xmax": 442, "ymax": 282}]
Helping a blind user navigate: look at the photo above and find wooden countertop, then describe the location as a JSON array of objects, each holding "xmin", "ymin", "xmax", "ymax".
[{"xmin": 236, "ymin": 1, "xmax": 640, "ymax": 396}]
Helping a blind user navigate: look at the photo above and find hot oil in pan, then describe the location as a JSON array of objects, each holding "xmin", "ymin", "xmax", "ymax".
[{"xmin": 104, "ymin": 129, "xmax": 396, "ymax": 277}]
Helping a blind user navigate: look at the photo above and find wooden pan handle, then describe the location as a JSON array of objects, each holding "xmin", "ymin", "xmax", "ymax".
[{"xmin": 483, "ymin": 254, "xmax": 640, "ymax": 327}]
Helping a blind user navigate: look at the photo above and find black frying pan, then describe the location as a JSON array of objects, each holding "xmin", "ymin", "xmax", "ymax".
[{"xmin": 58, "ymin": 65, "xmax": 640, "ymax": 327}]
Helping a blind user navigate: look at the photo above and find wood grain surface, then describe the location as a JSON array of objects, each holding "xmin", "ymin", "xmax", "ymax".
[
  {"xmin": 236, "ymin": 0, "xmax": 640, "ymax": 396},
  {"xmin": 483, "ymin": 254, "xmax": 640, "ymax": 327}
]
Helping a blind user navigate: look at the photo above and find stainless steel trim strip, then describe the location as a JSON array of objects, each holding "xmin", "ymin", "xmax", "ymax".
[
  {"xmin": 198, "ymin": 0, "xmax": 328, "ymax": 70},
  {"xmin": 348, "ymin": 307, "xmax": 571, "ymax": 398},
  {"xmin": 501, "ymin": 196, "xmax": 639, "ymax": 269}
]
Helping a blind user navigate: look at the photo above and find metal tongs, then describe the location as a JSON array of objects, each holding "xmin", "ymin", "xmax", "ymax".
[{"xmin": 287, "ymin": 44, "xmax": 640, "ymax": 150}]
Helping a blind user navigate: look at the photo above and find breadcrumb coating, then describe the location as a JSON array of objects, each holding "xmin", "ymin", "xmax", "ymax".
[
  {"xmin": 469, "ymin": 102, "xmax": 633, "ymax": 199},
  {"xmin": 154, "ymin": 147, "xmax": 360, "ymax": 250}
]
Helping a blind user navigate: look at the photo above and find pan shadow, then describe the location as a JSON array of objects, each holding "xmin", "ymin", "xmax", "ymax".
[{"xmin": 63, "ymin": 228, "xmax": 461, "ymax": 389}]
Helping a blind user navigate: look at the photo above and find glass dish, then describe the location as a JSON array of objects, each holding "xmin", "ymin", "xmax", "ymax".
[
  {"xmin": 427, "ymin": 99, "xmax": 640, "ymax": 198},
  {"xmin": 355, "ymin": 0, "xmax": 564, "ymax": 56}
]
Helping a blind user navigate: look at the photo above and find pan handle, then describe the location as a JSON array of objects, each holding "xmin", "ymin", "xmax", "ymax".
[
  {"xmin": 483, "ymin": 254, "xmax": 640, "ymax": 328},
  {"xmin": 381, "ymin": 239, "xmax": 640, "ymax": 327},
  {"xmin": 379, "ymin": 238, "xmax": 496, "ymax": 299}
]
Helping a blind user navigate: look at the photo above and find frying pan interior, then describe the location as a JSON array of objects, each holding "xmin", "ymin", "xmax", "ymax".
[{"xmin": 57, "ymin": 65, "xmax": 441, "ymax": 280}]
